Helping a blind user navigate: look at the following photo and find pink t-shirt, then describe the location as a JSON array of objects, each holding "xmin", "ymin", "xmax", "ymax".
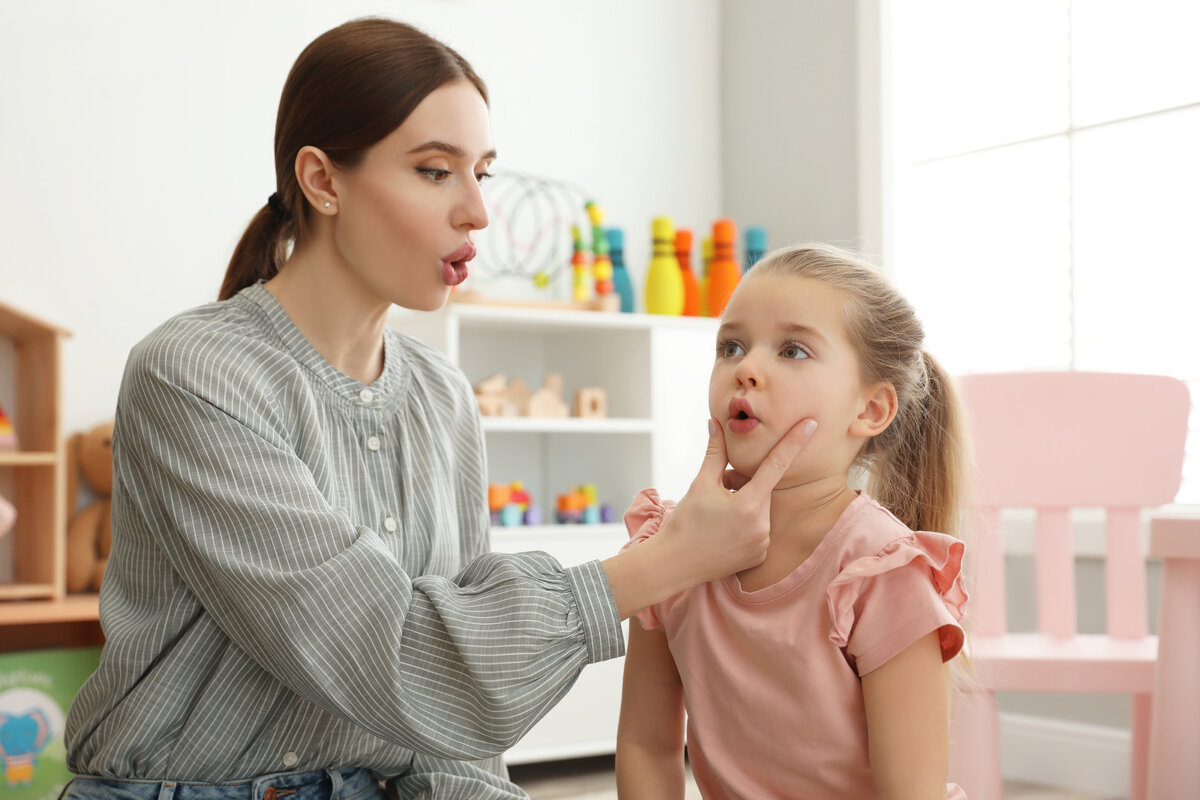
[{"xmin": 623, "ymin": 490, "xmax": 968, "ymax": 800}]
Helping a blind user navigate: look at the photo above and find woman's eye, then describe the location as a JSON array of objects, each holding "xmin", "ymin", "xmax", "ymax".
[
  {"xmin": 417, "ymin": 168, "xmax": 451, "ymax": 184},
  {"xmin": 476, "ymin": 171, "xmax": 494, "ymax": 184},
  {"xmin": 718, "ymin": 341, "xmax": 745, "ymax": 358},
  {"xmin": 781, "ymin": 343, "xmax": 809, "ymax": 360}
]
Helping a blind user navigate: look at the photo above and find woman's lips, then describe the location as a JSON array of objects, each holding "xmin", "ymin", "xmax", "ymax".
[{"xmin": 441, "ymin": 243, "xmax": 476, "ymax": 287}]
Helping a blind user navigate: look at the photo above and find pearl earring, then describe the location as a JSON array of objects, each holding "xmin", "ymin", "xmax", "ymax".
[{"xmin": 323, "ymin": 201, "xmax": 331, "ymax": 208}]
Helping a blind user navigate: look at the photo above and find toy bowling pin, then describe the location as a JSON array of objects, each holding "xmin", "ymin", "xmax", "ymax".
[
  {"xmin": 706, "ymin": 218, "xmax": 741, "ymax": 318},
  {"xmin": 745, "ymin": 225, "xmax": 767, "ymax": 270},
  {"xmin": 606, "ymin": 228, "xmax": 635, "ymax": 313},
  {"xmin": 644, "ymin": 216, "xmax": 684, "ymax": 315},
  {"xmin": 675, "ymin": 228, "xmax": 701, "ymax": 316}
]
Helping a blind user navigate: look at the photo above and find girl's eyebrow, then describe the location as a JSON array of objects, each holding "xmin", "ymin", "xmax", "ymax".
[
  {"xmin": 716, "ymin": 321, "xmax": 829, "ymax": 346},
  {"xmin": 406, "ymin": 140, "xmax": 498, "ymax": 161}
]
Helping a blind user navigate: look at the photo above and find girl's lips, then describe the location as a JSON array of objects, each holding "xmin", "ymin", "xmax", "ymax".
[{"xmin": 727, "ymin": 397, "xmax": 759, "ymax": 434}]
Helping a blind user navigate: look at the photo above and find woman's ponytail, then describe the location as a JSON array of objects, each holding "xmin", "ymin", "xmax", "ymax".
[{"xmin": 219, "ymin": 198, "xmax": 292, "ymax": 301}]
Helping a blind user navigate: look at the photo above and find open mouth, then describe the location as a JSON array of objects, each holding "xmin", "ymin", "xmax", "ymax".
[{"xmin": 727, "ymin": 398, "xmax": 759, "ymax": 433}]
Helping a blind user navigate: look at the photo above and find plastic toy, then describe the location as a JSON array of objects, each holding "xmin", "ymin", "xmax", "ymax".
[
  {"xmin": 706, "ymin": 218, "xmax": 742, "ymax": 317},
  {"xmin": 744, "ymin": 225, "xmax": 767, "ymax": 270},
  {"xmin": 586, "ymin": 202, "xmax": 615, "ymax": 302},
  {"xmin": 65, "ymin": 421, "xmax": 114, "ymax": 594},
  {"xmin": 699, "ymin": 235, "xmax": 713, "ymax": 317},
  {"xmin": 675, "ymin": 228, "xmax": 701, "ymax": 317},
  {"xmin": 488, "ymin": 481, "xmax": 540, "ymax": 526},
  {"xmin": 570, "ymin": 225, "xmax": 591, "ymax": 303},
  {"xmin": 555, "ymin": 484, "xmax": 614, "ymax": 525},
  {"xmin": 644, "ymin": 216, "xmax": 684, "ymax": 315},
  {"xmin": 0, "ymin": 403, "xmax": 16, "ymax": 451},
  {"xmin": 606, "ymin": 228, "xmax": 635, "ymax": 313}
]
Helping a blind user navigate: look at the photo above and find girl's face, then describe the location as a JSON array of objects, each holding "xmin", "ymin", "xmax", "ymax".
[
  {"xmin": 330, "ymin": 79, "xmax": 495, "ymax": 311},
  {"xmin": 709, "ymin": 272, "xmax": 881, "ymax": 483}
]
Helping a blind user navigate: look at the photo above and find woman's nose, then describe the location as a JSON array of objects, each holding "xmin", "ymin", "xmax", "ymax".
[{"xmin": 456, "ymin": 178, "xmax": 489, "ymax": 231}]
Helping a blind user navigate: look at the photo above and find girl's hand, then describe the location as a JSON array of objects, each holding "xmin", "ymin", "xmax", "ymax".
[{"xmin": 656, "ymin": 417, "xmax": 818, "ymax": 584}]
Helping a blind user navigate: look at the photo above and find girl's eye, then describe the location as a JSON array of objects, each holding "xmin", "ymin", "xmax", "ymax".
[
  {"xmin": 717, "ymin": 340, "xmax": 745, "ymax": 358},
  {"xmin": 417, "ymin": 168, "xmax": 451, "ymax": 184},
  {"xmin": 781, "ymin": 342, "xmax": 810, "ymax": 360}
]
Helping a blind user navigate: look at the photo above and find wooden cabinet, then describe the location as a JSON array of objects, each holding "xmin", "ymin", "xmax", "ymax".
[{"xmin": 389, "ymin": 302, "xmax": 719, "ymax": 764}]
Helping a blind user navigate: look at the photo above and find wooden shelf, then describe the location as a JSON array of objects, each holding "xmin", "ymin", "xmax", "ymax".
[
  {"xmin": 481, "ymin": 417, "xmax": 653, "ymax": 434},
  {"xmin": 0, "ymin": 593, "xmax": 99, "ymax": 626},
  {"xmin": 0, "ymin": 450, "xmax": 57, "ymax": 465}
]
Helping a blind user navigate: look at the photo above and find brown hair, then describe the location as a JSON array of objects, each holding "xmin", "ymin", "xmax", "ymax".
[
  {"xmin": 752, "ymin": 243, "xmax": 971, "ymax": 539},
  {"xmin": 219, "ymin": 18, "xmax": 488, "ymax": 301}
]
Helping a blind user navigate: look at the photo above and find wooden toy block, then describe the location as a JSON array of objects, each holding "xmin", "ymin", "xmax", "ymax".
[
  {"xmin": 476, "ymin": 394, "xmax": 506, "ymax": 417},
  {"xmin": 474, "ymin": 373, "xmax": 507, "ymax": 396},
  {"xmin": 573, "ymin": 388, "xmax": 607, "ymax": 418},
  {"xmin": 505, "ymin": 377, "xmax": 532, "ymax": 413}
]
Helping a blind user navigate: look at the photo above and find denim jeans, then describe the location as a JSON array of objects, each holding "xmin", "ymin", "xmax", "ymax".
[{"xmin": 62, "ymin": 767, "xmax": 383, "ymax": 800}]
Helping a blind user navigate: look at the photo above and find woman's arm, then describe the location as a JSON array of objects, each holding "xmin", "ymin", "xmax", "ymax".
[
  {"xmin": 616, "ymin": 620, "xmax": 687, "ymax": 799},
  {"xmin": 603, "ymin": 418, "xmax": 816, "ymax": 619},
  {"xmin": 861, "ymin": 630, "xmax": 952, "ymax": 799}
]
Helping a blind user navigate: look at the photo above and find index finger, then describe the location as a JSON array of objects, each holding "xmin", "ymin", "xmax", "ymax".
[{"xmin": 738, "ymin": 419, "xmax": 818, "ymax": 501}]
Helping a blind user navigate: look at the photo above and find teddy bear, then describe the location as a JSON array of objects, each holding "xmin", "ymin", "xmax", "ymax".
[{"xmin": 65, "ymin": 421, "xmax": 113, "ymax": 593}]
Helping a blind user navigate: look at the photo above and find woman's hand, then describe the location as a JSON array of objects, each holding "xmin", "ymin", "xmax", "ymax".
[{"xmin": 603, "ymin": 418, "xmax": 817, "ymax": 619}]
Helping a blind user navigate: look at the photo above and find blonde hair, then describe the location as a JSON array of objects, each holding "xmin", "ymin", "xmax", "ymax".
[{"xmin": 750, "ymin": 243, "xmax": 971, "ymax": 539}]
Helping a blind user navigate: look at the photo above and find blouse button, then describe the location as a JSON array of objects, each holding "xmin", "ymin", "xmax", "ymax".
[
  {"xmin": 281, "ymin": 750, "xmax": 298, "ymax": 767},
  {"xmin": 384, "ymin": 516, "xmax": 397, "ymax": 533},
  {"xmin": 359, "ymin": 387, "xmax": 375, "ymax": 404},
  {"xmin": 367, "ymin": 435, "xmax": 381, "ymax": 451}
]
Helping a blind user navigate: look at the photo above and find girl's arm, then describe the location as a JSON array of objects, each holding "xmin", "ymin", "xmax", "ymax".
[
  {"xmin": 861, "ymin": 630, "xmax": 952, "ymax": 799},
  {"xmin": 616, "ymin": 619, "xmax": 687, "ymax": 799}
]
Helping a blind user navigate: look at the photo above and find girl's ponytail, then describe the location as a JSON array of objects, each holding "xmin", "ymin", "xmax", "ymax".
[
  {"xmin": 219, "ymin": 199, "xmax": 293, "ymax": 301},
  {"xmin": 870, "ymin": 350, "xmax": 971, "ymax": 539}
]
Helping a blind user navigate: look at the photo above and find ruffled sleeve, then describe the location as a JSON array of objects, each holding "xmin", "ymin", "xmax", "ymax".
[
  {"xmin": 826, "ymin": 531, "xmax": 968, "ymax": 676},
  {"xmin": 618, "ymin": 489, "xmax": 676, "ymax": 630}
]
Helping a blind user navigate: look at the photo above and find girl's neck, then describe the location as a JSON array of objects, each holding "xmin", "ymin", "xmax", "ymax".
[
  {"xmin": 265, "ymin": 243, "xmax": 389, "ymax": 385},
  {"xmin": 736, "ymin": 473, "xmax": 857, "ymax": 592}
]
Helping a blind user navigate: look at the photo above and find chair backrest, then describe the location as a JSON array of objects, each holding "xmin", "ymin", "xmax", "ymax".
[{"xmin": 958, "ymin": 372, "xmax": 1191, "ymax": 640}]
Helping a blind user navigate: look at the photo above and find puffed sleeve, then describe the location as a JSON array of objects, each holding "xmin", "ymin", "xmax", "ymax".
[
  {"xmin": 826, "ymin": 532, "xmax": 968, "ymax": 676},
  {"xmin": 618, "ymin": 489, "xmax": 676, "ymax": 630}
]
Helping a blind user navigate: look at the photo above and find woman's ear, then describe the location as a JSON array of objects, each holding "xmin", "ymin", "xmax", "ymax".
[
  {"xmin": 294, "ymin": 145, "xmax": 338, "ymax": 215},
  {"xmin": 850, "ymin": 381, "xmax": 898, "ymax": 439}
]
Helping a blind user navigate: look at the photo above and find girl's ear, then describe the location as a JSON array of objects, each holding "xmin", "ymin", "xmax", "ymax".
[
  {"xmin": 294, "ymin": 145, "xmax": 338, "ymax": 215},
  {"xmin": 850, "ymin": 381, "xmax": 898, "ymax": 439}
]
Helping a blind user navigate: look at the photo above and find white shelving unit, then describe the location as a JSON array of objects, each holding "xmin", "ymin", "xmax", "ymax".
[{"xmin": 388, "ymin": 301, "xmax": 719, "ymax": 764}]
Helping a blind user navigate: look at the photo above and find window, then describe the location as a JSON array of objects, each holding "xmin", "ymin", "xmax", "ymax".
[{"xmin": 884, "ymin": 0, "xmax": 1200, "ymax": 503}]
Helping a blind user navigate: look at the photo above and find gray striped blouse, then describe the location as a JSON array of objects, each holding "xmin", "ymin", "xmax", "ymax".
[{"xmin": 64, "ymin": 282, "xmax": 624, "ymax": 795}]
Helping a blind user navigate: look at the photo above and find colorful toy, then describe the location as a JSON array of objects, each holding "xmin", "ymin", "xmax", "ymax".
[
  {"xmin": 586, "ymin": 202, "xmax": 615, "ymax": 302},
  {"xmin": 745, "ymin": 225, "xmax": 767, "ymax": 270},
  {"xmin": 699, "ymin": 235, "xmax": 713, "ymax": 317},
  {"xmin": 556, "ymin": 484, "xmax": 615, "ymax": 525},
  {"xmin": 706, "ymin": 218, "xmax": 742, "ymax": 318},
  {"xmin": 644, "ymin": 216, "xmax": 685, "ymax": 315},
  {"xmin": 675, "ymin": 228, "xmax": 701, "ymax": 317},
  {"xmin": 570, "ymin": 225, "xmax": 591, "ymax": 303},
  {"xmin": 488, "ymin": 481, "xmax": 540, "ymax": 526},
  {"xmin": 606, "ymin": 228, "xmax": 635, "ymax": 313},
  {"xmin": 65, "ymin": 421, "xmax": 114, "ymax": 594},
  {"xmin": 0, "ymin": 403, "xmax": 16, "ymax": 451}
]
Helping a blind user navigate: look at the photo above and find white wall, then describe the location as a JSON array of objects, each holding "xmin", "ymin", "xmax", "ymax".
[{"xmin": 0, "ymin": 0, "xmax": 721, "ymax": 435}]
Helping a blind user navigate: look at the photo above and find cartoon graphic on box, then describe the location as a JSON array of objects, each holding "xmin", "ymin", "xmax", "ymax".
[{"xmin": 0, "ymin": 690, "xmax": 58, "ymax": 787}]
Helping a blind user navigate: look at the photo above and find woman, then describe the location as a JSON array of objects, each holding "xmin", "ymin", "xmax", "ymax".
[{"xmin": 62, "ymin": 17, "xmax": 814, "ymax": 800}]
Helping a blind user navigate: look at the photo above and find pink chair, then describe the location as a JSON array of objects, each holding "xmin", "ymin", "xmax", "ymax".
[{"xmin": 946, "ymin": 372, "xmax": 1192, "ymax": 800}]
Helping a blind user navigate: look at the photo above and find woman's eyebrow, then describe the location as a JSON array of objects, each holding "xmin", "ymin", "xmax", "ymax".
[{"xmin": 406, "ymin": 140, "xmax": 497, "ymax": 160}]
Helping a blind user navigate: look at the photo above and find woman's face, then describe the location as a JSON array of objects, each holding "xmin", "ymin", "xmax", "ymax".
[{"xmin": 330, "ymin": 79, "xmax": 494, "ymax": 311}]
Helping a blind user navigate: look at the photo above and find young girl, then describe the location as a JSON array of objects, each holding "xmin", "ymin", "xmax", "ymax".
[
  {"xmin": 616, "ymin": 243, "xmax": 970, "ymax": 799},
  {"xmin": 61, "ymin": 17, "xmax": 816, "ymax": 800}
]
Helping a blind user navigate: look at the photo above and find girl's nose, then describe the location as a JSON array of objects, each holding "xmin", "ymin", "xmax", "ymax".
[{"xmin": 733, "ymin": 354, "xmax": 761, "ymax": 388}]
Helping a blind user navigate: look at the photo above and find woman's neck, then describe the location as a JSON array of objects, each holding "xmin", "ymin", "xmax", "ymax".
[{"xmin": 265, "ymin": 244, "xmax": 389, "ymax": 385}]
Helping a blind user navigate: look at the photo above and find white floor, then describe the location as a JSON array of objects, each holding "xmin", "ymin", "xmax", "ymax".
[{"xmin": 507, "ymin": 756, "xmax": 1122, "ymax": 799}]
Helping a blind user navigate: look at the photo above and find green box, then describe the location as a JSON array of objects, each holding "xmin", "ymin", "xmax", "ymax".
[{"xmin": 0, "ymin": 647, "xmax": 101, "ymax": 800}]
